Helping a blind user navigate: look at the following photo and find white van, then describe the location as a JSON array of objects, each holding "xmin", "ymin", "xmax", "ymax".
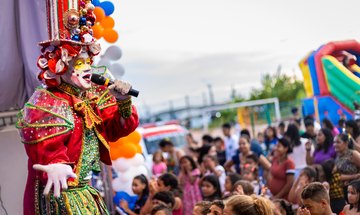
[{"xmin": 137, "ymin": 122, "xmax": 188, "ymax": 173}]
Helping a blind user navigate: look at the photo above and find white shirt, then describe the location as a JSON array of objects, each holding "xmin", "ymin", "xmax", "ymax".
[
  {"xmin": 288, "ymin": 137, "xmax": 314, "ymax": 170},
  {"xmin": 224, "ymin": 134, "xmax": 239, "ymax": 161}
]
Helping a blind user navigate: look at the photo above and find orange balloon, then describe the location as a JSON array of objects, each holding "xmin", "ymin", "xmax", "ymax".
[
  {"xmin": 92, "ymin": 23, "xmax": 104, "ymax": 39},
  {"xmin": 135, "ymin": 144, "xmax": 142, "ymax": 154},
  {"xmin": 94, "ymin": 7, "xmax": 105, "ymax": 22},
  {"xmin": 127, "ymin": 131, "xmax": 141, "ymax": 144},
  {"xmin": 101, "ymin": 16, "xmax": 115, "ymax": 29},
  {"xmin": 121, "ymin": 143, "xmax": 138, "ymax": 158},
  {"xmin": 110, "ymin": 144, "xmax": 123, "ymax": 160},
  {"xmin": 103, "ymin": 29, "xmax": 118, "ymax": 43}
]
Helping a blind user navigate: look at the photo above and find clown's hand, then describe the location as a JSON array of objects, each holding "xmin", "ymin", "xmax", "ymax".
[
  {"xmin": 108, "ymin": 80, "xmax": 131, "ymax": 101},
  {"xmin": 33, "ymin": 163, "xmax": 77, "ymax": 198}
]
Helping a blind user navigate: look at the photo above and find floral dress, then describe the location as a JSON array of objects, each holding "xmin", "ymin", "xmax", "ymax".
[{"xmin": 179, "ymin": 168, "xmax": 202, "ymax": 215}]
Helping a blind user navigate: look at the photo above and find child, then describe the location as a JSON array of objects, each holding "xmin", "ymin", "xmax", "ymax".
[
  {"xmin": 232, "ymin": 180, "xmax": 254, "ymax": 196},
  {"xmin": 200, "ymin": 175, "xmax": 222, "ymax": 201},
  {"xmin": 223, "ymin": 173, "xmax": 242, "ymax": 198},
  {"xmin": 151, "ymin": 204, "xmax": 172, "ymax": 215},
  {"xmin": 178, "ymin": 155, "xmax": 202, "ymax": 215},
  {"xmin": 193, "ymin": 201, "xmax": 211, "ymax": 215},
  {"xmin": 272, "ymin": 199, "xmax": 294, "ymax": 215},
  {"xmin": 241, "ymin": 166, "xmax": 260, "ymax": 195},
  {"xmin": 288, "ymin": 166, "xmax": 317, "ymax": 205},
  {"xmin": 151, "ymin": 191, "xmax": 175, "ymax": 210},
  {"xmin": 157, "ymin": 173, "xmax": 183, "ymax": 215},
  {"xmin": 342, "ymin": 180, "xmax": 360, "ymax": 215},
  {"xmin": 208, "ymin": 200, "xmax": 224, "ymax": 215},
  {"xmin": 120, "ymin": 174, "xmax": 149, "ymax": 215},
  {"xmin": 152, "ymin": 151, "xmax": 167, "ymax": 177},
  {"xmin": 202, "ymin": 154, "xmax": 226, "ymax": 192}
]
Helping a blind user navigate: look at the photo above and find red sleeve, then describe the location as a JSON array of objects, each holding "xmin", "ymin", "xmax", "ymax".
[
  {"xmin": 285, "ymin": 159, "xmax": 296, "ymax": 175},
  {"xmin": 99, "ymin": 104, "xmax": 139, "ymax": 142},
  {"xmin": 24, "ymin": 133, "xmax": 72, "ymax": 166}
]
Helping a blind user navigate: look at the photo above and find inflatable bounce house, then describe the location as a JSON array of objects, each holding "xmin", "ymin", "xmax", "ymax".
[{"xmin": 300, "ymin": 40, "xmax": 360, "ymax": 125}]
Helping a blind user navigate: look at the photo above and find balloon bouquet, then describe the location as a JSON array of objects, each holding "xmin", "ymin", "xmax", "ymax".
[{"xmin": 110, "ymin": 131, "xmax": 148, "ymax": 212}]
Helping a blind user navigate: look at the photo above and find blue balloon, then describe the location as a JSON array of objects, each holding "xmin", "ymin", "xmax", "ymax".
[
  {"xmin": 100, "ymin": 1, "xmax": 115, "ymax": 16},
  {"xmin": 92, "ymin": 0, "xmax": 100, "ymax": 6},
  {"xmin": 114, "ymin": 191, "xmax": 138, "ymax": 210}
]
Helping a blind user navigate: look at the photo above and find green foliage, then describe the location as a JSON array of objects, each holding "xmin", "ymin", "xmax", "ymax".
[
  {"xmin": 209, "ymin": 72, "xmax": 305, "ymax": 128},
  {"xmin": 249, "ymin": 71, "xmax": 305, "ymax": 102}
]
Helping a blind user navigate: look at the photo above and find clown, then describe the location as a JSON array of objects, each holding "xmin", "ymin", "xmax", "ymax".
[{"xmin": 16, "ymin": 0, "xmax": 139, "ymax": 214}]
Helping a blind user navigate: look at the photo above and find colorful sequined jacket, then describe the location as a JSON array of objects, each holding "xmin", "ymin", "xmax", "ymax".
[{"xmin": 16, "ymin": 84, "xmax": 139, "ymax": 215}]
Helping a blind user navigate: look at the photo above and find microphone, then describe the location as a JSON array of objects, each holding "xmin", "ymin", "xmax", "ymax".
[{"xmin": 90, "ymin": 74, "xmax": 139, "ymax": 97}]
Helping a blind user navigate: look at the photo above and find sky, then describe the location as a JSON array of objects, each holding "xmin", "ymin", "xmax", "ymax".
[{"xmin": 99, "ymin": 0, "xmax": 360, "ymax": 116}]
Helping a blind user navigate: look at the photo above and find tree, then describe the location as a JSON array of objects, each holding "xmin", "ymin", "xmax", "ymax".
[{"xmin": 249, "ymin": 71, "xmax": 305, "ymax": 102}]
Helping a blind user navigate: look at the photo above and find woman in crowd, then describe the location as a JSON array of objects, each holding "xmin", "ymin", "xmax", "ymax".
[
  {"xmin": 267, "ymin": 138, "xmax": 295, "ymax": 200},
  {"xmin": 224, "ymin": 136, "xmax": 270, "ymax": 174},
  {"xmin": 285, "ymin": 124, "xmax": 314, "ymax": 178},
  {"xmin": 224, "ymin": 194, "xmax": 273, "ymax": 215},
  {"xmin": 264, "ymin": 126, "xmax": 278, "ymax": 156},
  {"xmin": 178, "ymin": 155, "xmax": 202, "ymax": 215},
  {"xmin": 201, "ymin": 175, "xmax": 222, "ymax": 202},
  {"xmin": 345, "ymin": 120, "xmax": 360, "ymax": 150},
  {"xmin": 322, "ymin": 118, "xmax": 340, "ymax": 137},
  {"xmin": 334, "ymin": 133, "xmax": 360, "ymax": 202},
  {"xmin": 321, "ymin": 159, "xmax": 345, "ymax": 214},
  {"xmin": 306, "ymin": 128, "xmax": 336, "ymax": 165}
]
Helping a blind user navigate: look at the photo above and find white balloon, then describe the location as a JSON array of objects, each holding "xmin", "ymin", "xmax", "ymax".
[
  {"xmin": 133, "ymin": 165, "xmax": 149, "ymax": 177},
  {"xmin": 113, "ymin": 158, "xmax": 130, "ymax": 172},
  {"xmin": 119, "ymin": 170, "xmax": 133, "ymax": 183},
  {"xmin": 102, "ymin": 46, "xmax": 122, "ymax": 61},
  {"xmin": 109, "ymin": 63, "xmax": 125, "ymax": 78},
  {"xmin": 112, "ymin": 177, "xmax": 122, "ymax": 192},
  {"xmin": 130, "ymin": 153, "xmax": 145, "ymax": 167},
  {"xmin": 97, "ymin": 58, "xmax": 111, "ymax": 68}
]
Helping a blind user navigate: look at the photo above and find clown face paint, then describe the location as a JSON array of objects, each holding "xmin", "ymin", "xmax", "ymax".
[{"xmin": 61, "ymin": 52, "xmax": 92, "ymax": 90}]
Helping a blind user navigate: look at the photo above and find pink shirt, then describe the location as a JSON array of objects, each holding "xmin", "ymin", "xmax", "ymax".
[{"xmin": 152, "ymin": 162, "xmax": 167, "ymax": 177}]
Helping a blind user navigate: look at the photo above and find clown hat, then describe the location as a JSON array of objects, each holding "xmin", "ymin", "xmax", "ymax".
[{"xmin": 39, "ymin": 0, "xmax": 98, "ymax": 46}]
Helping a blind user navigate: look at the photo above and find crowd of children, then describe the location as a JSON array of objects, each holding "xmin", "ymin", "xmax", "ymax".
[{"xmin": 116, "ymin": 111, "xmax": 360, "ymax": 215}]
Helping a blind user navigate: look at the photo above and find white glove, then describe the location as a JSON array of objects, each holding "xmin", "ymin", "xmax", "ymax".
[
  {"xmin": 33, "ymin": 163, "xmax": 77, "ymax": 197},
  {"xmin": 108, "ymin": 80, "xmax": 131, "ymax": 100}
]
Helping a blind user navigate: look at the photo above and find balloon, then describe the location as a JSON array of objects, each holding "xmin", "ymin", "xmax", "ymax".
[
  {"xmin": 100, "ymin": 1, "xmax": 115, "ymax": 16},
  {"xmin": 109, "ymin": 63, "xmax": 125, "ymax": 78},
  {"xmin": 103, "ymin": 29, "xmax": 118, "ymax": 43},
  {"xmin": 127, "ymin": 131, "xmax": 141, "ymax": 144},
  {"xmin": 135, "ymin": 144, "xmax": 142, "ymax": 154},
  {"xmin": 101, "ymin": 16, "xmax": 115, "ymax": 29},
  {"xmin": 113, "ymin": 158, "xmax": 130, "ymax": 172},
  {"xmin": 122, "ymin": 143, "xmax": 138, "ymax": 158},
  {"xmin": 92, "ymin": 23, "xmax": 104, "ymax": 39},
  {"xmin": 119, "ymin": 170, "xmax": 133, "ymax": 183},
  {"xmin": 102, "ymin": 46, "xmax": 122, "ymax": 60},
  {"xmin": 131, "ymin": 154, "xmax": 145, "ymax": 167},
  {"xmin": 92, "ymin": 0, "xmax": 100, "ymax": 6},
  {"xmin": 97, "ymin": 58, "xmax": 111, "ymax": 67},
  {"xmin": 93, "ymin": 7, "xmax": 105, "ymax": 22}
]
